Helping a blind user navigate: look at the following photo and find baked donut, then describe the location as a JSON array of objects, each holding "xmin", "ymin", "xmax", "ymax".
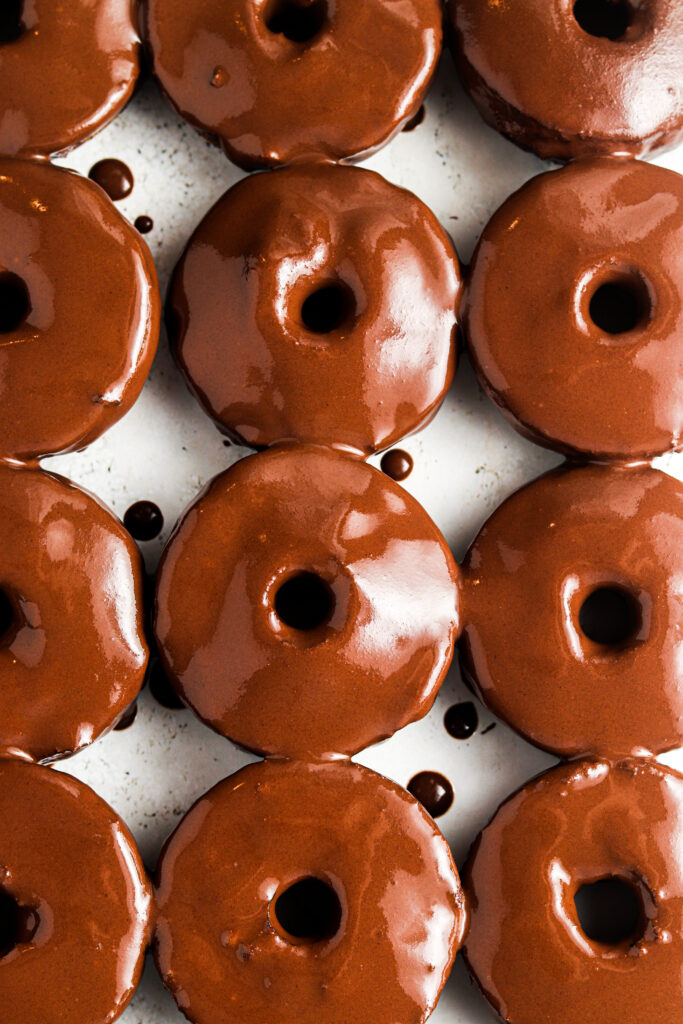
[
  {"xmin": 0, "ymin": 157, "xmax": 160, "ymax": 462},
  {"xmin": 0, "ymin": 758, "xmax": 152, "ymax": 1024},
  {"xmin": 0, "ymin": 0, "xmax": 140, "ymax": 158},
  {"xmin": 154, "ymin": 445, "xmax": 461, "ymax": 759},
  {"xmin": 144, "ymin": 0, "xmax": 442, "ymax": 169},
  {"xmin": 460, "ymin": 463, "xmax": 683, "ymax": 761},
  {"xmin": 463, "ymin": 758, "xmax": 683, "ymax": 1024},
  {"xmin": 448, "ymin": 0, "xmax": 683, "ymax": 161},
  {"xmin": 0, "ymin": 462, "xmax": 148, "ymax": 764},
  {"xmin": 155, "ymin": 758, "xmax": 466, "ymax": 1024},
  {"xmin": 464, "ymin": 157, "xmax": 683, "ymax": 461},
  {"xmin": 168, "ymin": 163, "xmax": 460, "ymax": 455}
]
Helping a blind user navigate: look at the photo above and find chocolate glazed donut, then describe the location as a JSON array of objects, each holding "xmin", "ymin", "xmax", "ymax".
[
  {"xmin": 145, "ymin": 0, "xmax": 442, "ymax": 169},
  {"xmin": 167, "ymin": 162, "xmax": 461, "ymax": 456},
  {"xmin": 0, "ymin": 0, "xmax": 141, "ymax": 158},
  {"xmin": 463, "ymin": 758, "xmax": 683, "ymax": 1024},
  {"xmin": 155, "ymin": 759, "xmax": 467, "ymax": 1024},
  {"xmin": 154, "ymin": 444, "xmax": 461, "ymax": 759},
  {"xmin": 448, "ymin": 0, "xmax": 683, "ymax": 161}
]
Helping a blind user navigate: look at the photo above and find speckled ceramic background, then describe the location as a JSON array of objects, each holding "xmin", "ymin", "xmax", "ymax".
[{"xmin": 44, "ymin": 53, "xmax": 683, "ymax": 1024}]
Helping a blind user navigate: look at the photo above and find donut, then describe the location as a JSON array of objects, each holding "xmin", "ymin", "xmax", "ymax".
[
  {"xmin": 0, "ymin": 0, "xmax": 140, "ymax": 158},
  {"xmin": 448, "ymin": 0, "xmax": 683, "ymax": 161},
  {"xmin": 0, "ymin": 462, "xmax": 148, "ymax": 763},
  {"xmin": 0, "ymin": 157, "xmax": 160, "ymax": 462},
  {"xmin": 0, "ymin": 758, "xmax": 152, "ymax": 1024},
  {"xmin": 460, "ymin": 462, "xmax": 683, "ymax": 760},
  {"xmin": 154, "ymin": 758, "xmax": 466, "ymax": 1024},
  {"xmin": 144, "ymin": 0, "xmax": 442, "ymax": 169},
  {"xmin": 464, "ymin": 157, "xmax": 683, "ymax": 461},
  {"xmin": 154, "ymin": 445, "xmax": 461, "ymax": 759},
  {"xmin": 463, "ymin": 758, "xmax": 683, "ymax": 1024},
  {"xmin": 167, "ymin": 163, "xmax": 460, "ymax": 455}
]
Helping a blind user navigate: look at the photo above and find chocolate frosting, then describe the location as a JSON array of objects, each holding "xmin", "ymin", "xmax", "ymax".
[
  {"xmin": 465, "ymin": 157, "xmax": 683, "ymax": 460},
  {"xmin": 155, "ymin": 759, "xmax": 466, "ymax": 1024},
  {"xmin": 155, "ymin": 444, "xmax": 461, "ymax": 759},
  {"xmin": 0, "ymin": 759, "xmax": 152, "ymax": 1024},
  {"xmin": 461, "ymin": 463, "xmax": 683, "ymax": 760},
  {"xmin": 463, "ymin": 758, "xmax": 683, "ymax": 1024},
  {"xmin": 0, "ymin": 0, "xmax": 140, "ymax": 158},
  {"xmin": 0, "ymin": 158, "xmax": 160, "ymax": 463},
  {"xmin": 449, "ymin": 0, "xmax": 683, "ymax": 160},
  {"xmin": 168, "ymin": 163, "xmax": 460, "ymax": 456},
  {"xmin": 0, "ymin": 462, "xmax": 148, "ymax": 763},
  {"xmin": 145, "ymin": 0, "xmax": 442, "ymax": 169}
]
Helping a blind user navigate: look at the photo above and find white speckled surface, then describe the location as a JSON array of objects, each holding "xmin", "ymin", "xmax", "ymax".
[{"xmin": 40, "ymin": 52, "xmax": 683, "ymax": 1024}]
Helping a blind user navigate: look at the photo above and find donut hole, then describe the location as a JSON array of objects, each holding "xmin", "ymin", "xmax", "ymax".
[
  {"xmin": 573, "ymin": 0, "xmax": 634, "ymax": 40},
  {"xmin": 265, "ymin": 0, "xmax": 327, "ymax": 43},
  {"xmin": 0, "ymin": 889, "xmax": 38, "ymax": 959},
  {"xmin": 575, "ymin": 877, "xmax": 644, "ymax": 945},
  {"xmin": 300, "ymin": 282, "xmax": 355, "ymax": 335},
  {"xmin": 0, "ymin": 589, "xmax": 16, "ymax": 646},
  {"xmin": 578, "ymin": 586, "xmax": 641, "ymax": 647},
  {"xmin": 272, "ymin": 877, "xmax": 342, "ymax": 943},
  {"xmin": 588, "ymin": 273, "xmax": 651, "ymax": 335},
  {"xmin": 0, "ymin": 1, "xmax": 24, "ymax": 44},
  {"xmin": 274, "ymin": 572, "xmax": 334, "ymax": 631},
  {"xmin": 0, "ymin": 272, "xmax": 30, "ymax": 333}
]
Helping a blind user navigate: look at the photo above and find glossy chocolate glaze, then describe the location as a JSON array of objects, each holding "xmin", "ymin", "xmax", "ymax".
[
  {"xmin": 155, "ymin": 759, "xmax": 466, "ymax": 1024},
  {"xmin": 381, "ymin": 448, "xmax": 414, "ymax": 482},
  {"xmin": 0, "ymin": 462, "xmax": 148, "ymax": 763},
  {"xmin": 169, "ymin": 163, "xmax": 460, "ymax": 456},
  {"xmin": 0, "ymin": 759, "xmax": 152, "ymax": 1024},
  {"xmin": 465, "ymin": 158, "xmax": 683, "ymax": 460},
  {"xmin": 88, "ymin": 159, "xmax": 134, "ymax": 201},
  {"xmin": 145, "ymin": 0, "xmax": 442, "ymax": 170},
  {"xmin": 0, "ymin": 158, "xmax": 160, "ymax": 463},
  {"xmin": 463, "ymin": 758, "xmax": 683, "ymax": 1024},
  {"xmin": 155, "ymin": 445, "xmax": 461, "ymax": 759},
  {"xmin": 0, "ymin": 0, "xmax": 140, "ymax": 158},
  {"xmin": 407, "ymin": 771, "xmax": 454, "ymax": 818},
  {"xmin": 449, "ymin": 0, "xmax": 683, "ymax": 161},
  {"xmin": 461, "ymin": 463, "xmax": 683, "ymax": 760}
]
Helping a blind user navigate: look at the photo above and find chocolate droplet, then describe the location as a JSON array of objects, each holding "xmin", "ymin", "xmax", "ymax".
[
  {"xmin": 407, "ymin": 771, "xmax": 453, "ymax": 818},
  {"xmin": 444, "ymin": 701, "xmax": 479, "ymax": 740},
  {"xmin": 380, "ymin": 449, "xmax": 413, "ymax": 481},
  {"xmin": 211, "ymin": 66, "xmax": 229, "ymax": 88},
  {"xmin": 134, "ymin": 215, "xmax": 154, "ymax": 234},
  {"xmin": 124, "ymin": 500, "xmax": 164, "ymax": 542},
  {"xmin": 88, "ymin": 159, "xmax": 134, "ymax": 201},
  {"xmin": 114, "ymin": 702, "xmax": 138, "ymax": 731},
  {"xmin": 402, "ymin": 105, "xmax": 425, "ymax": 132}
]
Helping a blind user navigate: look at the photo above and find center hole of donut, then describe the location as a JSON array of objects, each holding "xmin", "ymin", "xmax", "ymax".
[
  {"xmin": 0, "ymin": 272, "xmax": 30, "ymax": 333},
  {"xmin": 0, "ymin": 889, "xmax": 38, "ymax": 959},
  {"xmin": 274, "ymin": 573, "xmax": 334, "ymax": 631},
  {"xmin": 588, "ymin": 273, "xmax": 650, "ymax": 335},
  {"xmin": 0, "ymin": 1, "xmax": 24, "ymax": 44},
  {"xmin": 579, "ymin": 586, "xmax": 641, "ymax": 646},
  {"xmin": 0, "ymin": 589, "xmax": 15, "ymax": 645},
  {"xmin": 301, "ymin": 282, "xmax": 355, "ymax": 335},
  {"xmin": 575, "ymin": 877, "xmax": 643, "ymax": 945},
  {"xmin": 273, "ymin": 877, "xmax": 342, "ymax": 942},
  {"xmin": 265, "ymin": 0, "xmax": 327, "ymax": 43},
  {"xmin": 573, "ymin": 0, "xmax": 633, "ymax": 40}
]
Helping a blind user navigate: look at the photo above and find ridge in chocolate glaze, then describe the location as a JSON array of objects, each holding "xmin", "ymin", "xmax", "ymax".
[
  {"xmin": 448, "ymin": 0, "xmax": 683, "ymax": 161},
  {"xmin": 168, "ymin": 163, "xmax": 461, "ymax": 456},
  {"xmin": 145, "ymin": 0, "xmax": 442, "ymax": 170},
  {"xmin": 154, "ymin": 759, "xmax": 467, "ymax": 1024},
  {"xmin": 89, "ymin": 158, "xmax": 134, "ymax": 201},
  {"xmin": 464, "ymin": 157, "xmax": 683, "ymax": 461},
  {"xmin": 0, "ymin": 158, "xmax": 160, "ymax": 463},
  {"xmin": 444, "ymin": 701, "xmax": 478, "ymax": 740},
  {"xmin": 154, "ymin": 445, "xmax": 461, "ymax": 759},
  {"xmin": 407, "ymin": 771, "xmax": 454, "ymax": 818},
  {"xmin": 0, "ymin": 0, "xmax": 141, "ymax": 158},
  {"xmin": 463, "ymin": 758, "xmax": 683, "ymax": 1024},
  {"xmin": 381, "ymin": 449, "xmax": 414, "ymax": 482}
]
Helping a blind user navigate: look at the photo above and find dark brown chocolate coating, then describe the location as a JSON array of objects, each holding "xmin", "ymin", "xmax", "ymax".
[
  {"xmin": 461, "ymin": 463, "xmax": 683, "ymax": 760},
  {"xmin": 145, "ymin": 0, "xmax": 442, "ymax": 170},
  {"xmin": 0, "ymin": 158, "xmax": 160, "ymax": 463},
  {"xmin": 449, "ymin": 0, "xmax": 683, "ymax": 161},
  {"xmin": 0, "ymin": 462, "xmax": 148, "ymax": 763},
  {"xmin": 465, "ymin": 158, "xmax": 683, "ymax": 460},
  {"xmin": 0, "ymin": 0, "xmax": 140, "ymax": 158},
  {"xmin": 168, "ymin": 163, "xmax": 460, "ymax": 456},
  {"xmin": 155, "ymin": 445, "xmax": 461, "ymax": 759},
  {"xmin": 407, "ymin": 771, "xmax": 454, "ymax": 818},
  {"xmin": 381, "ymin": 448, "xmax": 414, "ymax": 482},
  {"xmin": 155, "ymin": 759, "xmax": 466, "ymax": 1024},
  {"xmin": 0, "ymin": 759, "xmax": 152, "ymax": 1024},
  {"xmin": 463, "ymin": 758, "xmax": 683, "ymax": 1024}
]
